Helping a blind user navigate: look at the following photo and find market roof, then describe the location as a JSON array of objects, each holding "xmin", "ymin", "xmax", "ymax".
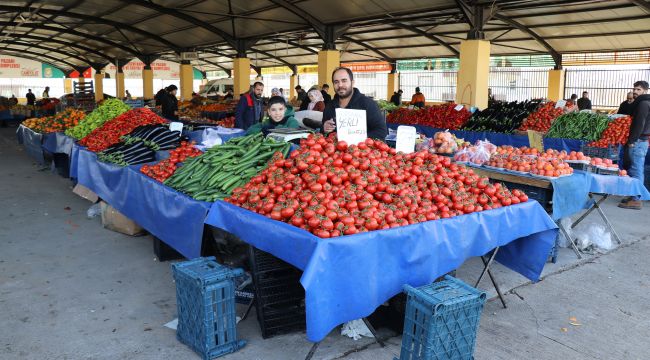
[{"xmin": 1, "ymin": 0, "xmax": 649, "ymax": 73}]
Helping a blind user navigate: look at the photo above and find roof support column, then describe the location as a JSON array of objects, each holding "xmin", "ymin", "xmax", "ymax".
[
  {"xmin": 318, "ymin": 50, "xmax": 340, "ymax": 97},
  {"xmin": 233, "ymin": 57, "xmax": 251, "ymax": 99},
  {"xmin": 387, "ymin": 65, "xmax": 399, "ymax": 102},
  {"xmin": 116, "ymin": 64, "xmax": 125, "ymax": 99},
  {"xmin": 180, "ymin": 60, "xmax": 193, "ymax": 101},
  {"xmin": 94, "ymin": 71, "xmax": 104, "ymax": 102},
  {"xmin": 456, "ymin": 39, "xmax": 491, "ymax": 110},
  {"xmin": 547, "ymin": 69, "xmax": 565, "ymax": 102},
  {"xmin": 64, "ymin": 79, "xmax": 73, "ymax": 94},
  {"xmin": 289, "ymin": 65, "xmax": 298, "ymax": 100},
  {"xmin": 142, "ymin": 65, "xmax": 154, "ymax": 100}
]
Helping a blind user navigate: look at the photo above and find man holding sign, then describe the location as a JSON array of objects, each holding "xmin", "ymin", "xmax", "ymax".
[{"xmin": 322, "ymin": 67, "xmax": 387, "ymax": 141}]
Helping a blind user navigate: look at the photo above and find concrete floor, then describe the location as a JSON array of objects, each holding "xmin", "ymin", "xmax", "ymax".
[{"xmin": 1, "ymin": 124, "xmax": 649, "ymax": 360}]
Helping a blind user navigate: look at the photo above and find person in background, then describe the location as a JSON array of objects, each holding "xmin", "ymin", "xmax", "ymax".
[
  {"xmin": 617, "ymin": 92, "xmax": 635, "ymax": 115},
  {"xmin": 563, "ymin": 94, "xmax": 579, "ymax": 113},
  {"xmin": 321, "ymin": 84, "xmax": 332, "ymax": 105},
  {"xmin": 295, "ymin": 85, "xmax": 307, "ymax": 104},
  {"xmin": 279, "ymin": 88, "xmax": 286, "ymax": 100},
  {"xmin": 577, "ymin": 91, "xmax": 592, "ymax": 110},
  {"xmin": 26, "ymin": 89, "xmax": 36, "ymax": 106},
  {"xmin": 161, "ymin": 85, "xmax": 179, "ymax": 120},
  {"xmin": 224, "ymin": 89, "xmax": 234, "ymax": 100},
  {"xmin": 271, "ymin": 88, "xmax": 282, "ymax": 97},
  {"xmin": 322, "ymin": 67, "xmax": 387, "ymax": 140},
  {"xmin": 246, "ymin": 96, "xmax": 299, "ymax": 135},
  {"xmin": 10, "ymin": 94, "xmax": 18, "ymax": 106},
  {"xmin": 235, "ymin": 81, "xmax": 264, "ymax": 130},
  {"xmin": 155, "ymin": 88, "xmax": 167, "ymax": 106},
  {"xmin": 42, "ymin": 86, "xmax": 50, "ymax": 98},
  {"xmin": 410, "ymin": 87, "xmax": 425, "ymax": 108},
  {"xmin": 125, "ymin": 90, "xmax": 132, "ymax": 100},
  {"xmin": 390, "ymin": 89, "xmax": 403, "ymax": 106},
  {"xmin": 488, "ymin": 87, "xmax": 495, "ymax": 102},
  {"xmin": 619, "ymin": 81, "xmax": 650, "ymax": 210},
  {"xmin": 306, "ymin": 89, "xmax": 325, "ymax": 112}
]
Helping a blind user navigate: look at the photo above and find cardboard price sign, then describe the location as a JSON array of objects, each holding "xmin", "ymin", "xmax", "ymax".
[
  {"xmin": 335, "ymin": 109, "xmax": 367, "ymax": 145},
  {"xmin": 396, "ymin": 126, "xmax": 418, "ymax": 154},
  {"xmin": 527, "ymin": 130, "xmax": 544, "ymax": 152}
]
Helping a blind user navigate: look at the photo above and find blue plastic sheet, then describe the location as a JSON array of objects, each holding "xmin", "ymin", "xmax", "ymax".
[
  {"xmin": 42, "ymin": 132, "xmax": 74, "ymax": 156},
  {"xmin": 549, "ymin": 172, "xmax": 592, "ymax": 220},
  {"xmin": 16, "ymin": 125, "xmax": 44, "ymax": 164},
  {"xmin": 205, "ymin": 200, "xmax": 558, "ymax": 341},
  {"xmin": 586, "ymin": 171, "xmax": 650, "ymax": 200},
  {"xmin": 73, "ymin": 147, "xmax": 211, "ymax": 258}
]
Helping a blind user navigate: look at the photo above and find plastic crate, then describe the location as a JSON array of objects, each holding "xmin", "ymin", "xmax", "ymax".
[
  {"xmin": 566, "ymin": 162, "xmax": 593, "ymax": 172},
  {"xmin": 492, "ymin": 180, "xmax": 552, "ymax": 211},
  {"xmin": 596, "ymin": 167, "xmax": 619, "ymax": 176},
  {"xmin": 249, "ymin": 247, "xmax": 306, "ymax": 338},
  {"xmin": 172, "ymin": 257, "xmax": 246, "ymax": 360},
  {"xmin": 581, "ymin": 144, "xmax": 620, "ymax": 162},
  {"xmin": 396, "ymin": 276, "xmax": 487, "ymax": 360}
]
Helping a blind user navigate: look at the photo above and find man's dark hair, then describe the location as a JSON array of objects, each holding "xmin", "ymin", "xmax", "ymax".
[
  {"xmin": 570, "ymin": 94, "xmax": 578, "ymax": 100},
  {"xmin": 295, "ymin": 85, "xmax": 302, "ymax": 90},
  {"xmin": 332, "ymin": 67, "xmax": 354, "ymax": 82},
  {"xmin": 398, "ymin": 89, "xmax": 403, "ymax": 94},
  {"xmin": 268, "ymin": 96, "xmax": 286, "ymax": 108},
  {"xmin": 166, "ymin": 84, "xmax": 178, "ymax": 91},
  {"xmin": 28, "ymin": 89, "xmax": 32, "ymax": 92},
  {"xmin": 322, "ymin": 84, "xmax": 329, "ymax": 89},
  {"xmin": 253, "ymin": 81, "xmax": 264, "ymax": 88},
  {"xmin": 634, "ymin": 81, "xmax": 649, "ymax": 90},
  {"xmin": 582, "ymin": 91, "xmax": 588, "ymax": 95}
]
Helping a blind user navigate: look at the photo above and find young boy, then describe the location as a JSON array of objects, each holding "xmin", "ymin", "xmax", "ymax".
[{"xmin": 246, "ymin": 96, "xmax": 299, "ymax": 135}]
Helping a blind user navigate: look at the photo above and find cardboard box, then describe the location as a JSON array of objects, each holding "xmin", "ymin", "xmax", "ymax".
[
  {"xmin": 100, "ymin": 201, "xmax": 146, "ymax": 236},
  {"xmin": 72, "ymin": 184, "xmax": 99, "ymax": 203}
]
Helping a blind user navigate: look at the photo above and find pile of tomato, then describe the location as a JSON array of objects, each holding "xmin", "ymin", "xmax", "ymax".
[
  {"xmin": 79, "ymin": 108, "xmax": 166, "ymax": 152},
  {"xmin": 226, "ymin": 134, "xmax": 527, "ymax": 238},
  {"xmin": 518, "ymin": 102, "xmax": 564, "ymax": 132},
  {"xmin": 140, "ymin": 141, "xmax": 203, "ymax": 182},
  {"xmin": 387, "ymin": 103, "xmax": 471, "ymax": 129},
  {"xmin": 587, "ymin": 116, "xmax": 631, "ymax": 148}
]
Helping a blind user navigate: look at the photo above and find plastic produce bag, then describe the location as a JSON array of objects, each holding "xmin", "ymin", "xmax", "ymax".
[
  {"xmin": 200, "ymin": 128, "xmax": 223, "ymax": 149},
  {"xmin": 341, "ymin": 319, "xmax": 372, "ymax": 340},
  {"xmin": 576, "ymin": 223, "xmax": 612, "ymax": 251},
  {"xmin": 556, "ymin": 218, "xmax": 573, "ymax": 248},
  {"xmin": 86, "ymin": 203, "xmax": 102, "ymax": 219}
]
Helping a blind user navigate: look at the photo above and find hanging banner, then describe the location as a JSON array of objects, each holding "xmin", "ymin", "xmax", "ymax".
[
  {"xmin": 69, "ymin": 68, "xmax": 93, "ymax": 79},
  {"xmin": 0, "ymin": 56, "xmax": 41, "ymax": 78},
  {"xmin": 262, "ymin": 66, "xmax": 292, "ymax": 75},
  {"xmin": 104, "ymin": 60, "xmax": 181, "ymax": 79},
  {"xmin": 42, "ymin": 64, "xmax": 65, "ymax": 78},
  {"xmin": 298, "ymin": 65, "xmax": 319, "ymax": 74},
  {"xmin": 341, "ymin": 61, "xmax": 391, "ymax": 73}
]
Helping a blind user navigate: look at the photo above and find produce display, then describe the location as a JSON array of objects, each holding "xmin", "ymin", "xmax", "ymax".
[
  {"xmin": 164, "ymin": 133, "xmax": 291, "ymax": 202},
  {"xmin": 386, "ymin": 103, "xmax": 471, "ymax": 129},
  {"xmin": 22, "ymin": 109, "xmax": 85, "ymax": 134},
  {"xmin": 66, "ymin": 98, "xmax": 131, "ymax": 139},
  {"xmin": 377, "ymin": 100, "xmax": 399, "ymax": 112},
  {"xmin": 462, "ymin": 100, "xmax": 541, "ymax": 133},
  {"xmin": 226, "ymin": 134, "xmax": 528, "ymax": 238},
  {"xmin": 97, "ymin": 125, "xmax": 181, "ymax": 166},
  {"xmin": 518, "ymin": 102, "xmax": 564, "ymax": 132},
  {"xmin": 416, "ymin": 131, "xmax": 465, "ymax": 154},
  {"xmin": 199, "ymin": 103, "xmax": 235, "ymax": 112},
  {"xmin": 140, "ymin": 141, "xmax": 203, "ymax": 182},
  {"xmin": 78, "ymin": 108, "xmax": 167, "ymax": 152},
  {"xmin": 587, "ymin": 116, "xmax": 631, "ymax": 147},
  {"xmin": 453, "ymin": 140, "xmax": 497, "ymax": 165},
  {"xmin": 486, "ymin": 149, "xmax": 574, "ymax": 178},
  {"xmin": 545, "ymin": 112, "xmax": 609, "ymax": 141}
]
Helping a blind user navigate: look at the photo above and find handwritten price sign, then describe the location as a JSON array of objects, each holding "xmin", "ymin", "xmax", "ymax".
[{"xmin": 335, "ymin": 108, "xmax": 367, "ymax": 145}]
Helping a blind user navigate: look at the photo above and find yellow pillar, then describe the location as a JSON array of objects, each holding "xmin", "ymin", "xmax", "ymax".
[
  {"xmin": 64, "ymin": 79, "xmax": 73, "ymax": 94},
  {"xmin": 387, "ymin": 72, "xmax": 399, "ymax": 101},
  {"xmin": 94, "ymin": 72, "xmax": 104, "ymax": 102},
  {"xmin": 455, "ymin": 40, "xmax": 491, "ymax": 110},
  {"xmin": 116, "ymin": 71, "xmax": 125, "ymax": 99},
  {"xmin": 142, "ymin": 67, "xmax": 154, "ymax": 100},
  {"xmin": 233, "ymin": 57, "xmax": 251, "ymax": 99},
  {"xmin": 180, "ymin": 62, "xmax": 193, "ymax": 101},
  {"xmin": 318, "ymin": 50, "xmax": 340, "ymax": 96},
  {"xmin": 547, "ymin": 69, "xmax": 565, "ymax": 102},
  {"xmin": 78, "ymin": 77, "xmax": 85, "ymax": 84},
  {"xmin": 290, "ymin": 74, "xmax": 297, "ymax": 99}
]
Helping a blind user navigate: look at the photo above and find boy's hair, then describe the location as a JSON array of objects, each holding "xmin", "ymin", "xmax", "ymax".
[{"xmin": 267, "ymin": 96, "xmax": 286, "ymax": 108}]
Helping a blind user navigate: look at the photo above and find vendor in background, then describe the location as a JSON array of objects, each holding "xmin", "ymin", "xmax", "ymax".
[
  {"xmin": 390, "ymin": 89, "xmax": 403, "ymax": 106},
  {"xmin": 322, "ymin": 67, "xmax": 387, "ymax": 140},
  {"xmin": 410, "ymin": 87, "xmax": 425, "ymax": 108},
  {"xmin": 235, "ymin": 81, "xmax": 264, "ymax": 130},
  {"xmin": 42, "ymin": 86, "xmax": 50, "ymax": 98},
  {"xmin": 161, "ymin": 85, "xmax": 179, "ymax": 120},
  {"xmin": 563, "ymin": 94, "xmax": 579, "ymax": 113},
  {"xmin": 321, "ymin": 84, "xmax": 332, "ymax": 105},
  {"xmin": 224, "ymin": 89, "xmax": 234, "ymax": 100},
  {"xmin": 246, "ymin": 96, "xmax": 299, "ymax": 136},
  {"xmin": 619, "ymin": 80, "xmax": 650, "ymax": 210},
  {"xmin": 306, "ymin": 89, "xmax": 325, "ymax": 112},
  {"xmin": 617, "ymin": 92, "xmax": 635, "ymax": 115},
  {"xmin": 26, "ymin": 89, "xmax": 35, "ymax": 106},
  {"xmin": 10, "ymin": 95, "xmax": 18, "ymax": 106},
  {"xmin": 577, "ymin": 91, "xmax": 592, "ymax": 110},
  {"xmin": 155, "ymin": 88, "xmax": 167, "ymax": 106},
  {"xmin": 295, "ymin": 85, "xmax": 307, "ymax": 104},
  {"xmin": 124, "ymin": 90, "xmax": 132, "ymax": 100}
]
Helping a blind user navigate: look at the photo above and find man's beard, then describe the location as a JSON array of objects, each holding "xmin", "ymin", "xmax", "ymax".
[{"xmin": 337, "ymin": 87, "xmax": 352, "ymax": 99}]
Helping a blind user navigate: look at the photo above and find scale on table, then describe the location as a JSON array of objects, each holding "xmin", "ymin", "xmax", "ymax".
[{"xmin": 266, "ymin": 128, "xmax": 314, "ymax": 144}]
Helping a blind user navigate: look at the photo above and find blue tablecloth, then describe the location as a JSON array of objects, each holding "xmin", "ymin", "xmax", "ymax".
[
  {"xmin": 205, "ymin": 200, "xmax": 558, "ymax": 341},
  {"xmin": 42, "ymin": 132, "xmax": 75, "ymax": 156},
  {"xmin": 586, "ymin": 171, "xmax": 650, "ymax": 200},
  {"xmin": 16, "ymin": 125, "xmax": 45, "ymax": 164},
  {"xmin": 72, "ymin": 146, "xmax": 211, "ymax": 258}
]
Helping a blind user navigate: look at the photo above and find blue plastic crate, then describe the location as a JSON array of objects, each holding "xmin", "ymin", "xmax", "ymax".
[
  {"xmin": 396, "ymin": 276, "xmax": 486, "ymax": 360},
  {"xmin": 581, "ymin": 144, "xmax": 620, "ymax": 163},
  {"xmin": 172, "ymin": 257, "xmax": 246, "ymax": 359}
]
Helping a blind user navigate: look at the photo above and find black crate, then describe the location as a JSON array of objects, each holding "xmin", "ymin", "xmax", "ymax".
[
  {"xmin": 153, "ymin": 236, "xmax": 184, "ymax": 261},
  {"xmin": 596, "ymin": 167, "xmax": 619, "ymax": 176},
  {"xmin": 493, "ymin": 180, "xmax": 553, "ymax": 211},
  {"xmin": 566, "ymin": 162, "xmax": 593, "ymax": 172},
  {"xmin": 249, "ymin": 247, "xmax": 306, "ymax": 338},
  {"xmin": 581, "ymin": 144, "xmax": 620, "ymax": 163}
]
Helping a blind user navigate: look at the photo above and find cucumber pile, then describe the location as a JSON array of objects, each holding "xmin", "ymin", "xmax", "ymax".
[{"xmin": 164, "ymin": 133, "xmax": 291, "ymax": 202}]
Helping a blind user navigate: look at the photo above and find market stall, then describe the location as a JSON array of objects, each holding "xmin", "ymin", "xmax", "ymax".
[{"xmin": 15, "ymin": 124, "xmax": 45, "ymax": 164}]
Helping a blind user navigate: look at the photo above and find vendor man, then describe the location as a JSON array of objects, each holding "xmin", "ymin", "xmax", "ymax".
[
  {"xmin": 235, "ymin": 81, "xmax": 264, "ymax": 130},
  {"xmin": 322, "ymin": 67, "xmax": 387, "ymax": 140}
]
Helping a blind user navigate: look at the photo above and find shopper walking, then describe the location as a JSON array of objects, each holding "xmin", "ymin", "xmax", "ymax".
[
  {"xmin": 25, "ymin": 89, "xmax": 35, "ymax": 106},
  {"xmin": 617, "ymin": 92, "xmax": 635, "ymax": 115},
  {"xmin": 410, "ymin": 87, "xmax": 425, "ymax": 108},
  {"xmin": 321, "ymin": 84, "xmax": 332, "ymax": 105},
  {"xmin": 390, "ymin": 89, "xmax": 403, "ymax": 106},
  {"xmin": 322, "ymin": 67, "xmax": 387, "ymax": 140},
  {"xmin": 235, "ymin": 81, "xmax": 264, "ymax": 130},
  {"xmin": 577, "ymin": 91, "xmax": 592, "ymax": 110},
  {"xmin": 619, "ymin": 81, "xmax": 650, "ymax": 210},
  {"xmin": 160, "ymin": 85, "xmax": 179, "ymax": 121}
]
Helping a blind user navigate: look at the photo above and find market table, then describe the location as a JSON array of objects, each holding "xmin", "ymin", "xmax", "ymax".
[
  {"xmin": 42, "ymin": 132, "xmax": 75, "ymax": 156},
  {"xmin": 205, "ymin": 199, "xmax": 558, "ymax": 342},
  {"xmin": 71, "ymin": 144, "xmax": 211, "ymax": 258},
  {"xmin": 15, "ymin": 124, "xmax": 45, "ymax": 165}
]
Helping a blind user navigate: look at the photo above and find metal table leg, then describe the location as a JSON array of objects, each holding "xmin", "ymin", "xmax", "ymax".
[
  {"xmin": 304, "ymin": 317, "xmax": 384, "ymax": 360},
  {"xmin": 589, "ymin": 194, "xmax": 623, "ymax": 244},
  {"xmin": 305, "ymin": 342, "xmax": 320, "ymax": 360},
  {"xmin": 240, "ymin": 297, "xmax": 255, "ymax": 322},
  {"xmin": 558, "ymin": 221, "xmax": 583, "ymax": 259},
  {"xmin": 474, "ymin": 247, "xmax": 507, "ymax": 308},
  {"xmin": 480, "ymin": 255, "xmax": 507, "ymax": 309}
]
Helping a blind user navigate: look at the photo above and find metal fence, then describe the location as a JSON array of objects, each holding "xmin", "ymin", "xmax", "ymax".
[
  {"xmin": 400, "ymin": 70, "xmax": 457, "ymax": 103},
  {"xmin": 354, "ymin": 72, "xmax": 388, "ymax": 100},
  {"xmin": 0, "ymin": 78, "xmax": 65, "ymax": 99},
  {"xmin": 564, "ymin": 67, "xmax": 650, "ymax": 109},
  {"xmin": 488, "ymin": 67, "xmax": 551, "ymax": 102}
]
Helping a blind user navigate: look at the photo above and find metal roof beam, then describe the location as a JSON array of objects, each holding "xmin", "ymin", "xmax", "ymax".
[
  {"xmin": 0, "ymin": 40, "xmax": 94, "ymax": 66},
  {"xmin": 1, "ymin": 33, "xmax": 115, "ymax": 64},
  {"xmin": 629, "ymin": 0, "xmax": 650, "ymax": 14},
  {"xmin": 393, "ymin": 24, "xmax": 459, "ymax": 56},
  {"xmin": 0, "ymin": 48, "xmax": 75, "ymax": 70},
  {"xmin": 493, "ymin": 14, "xmax": 561, "ymax": 69},
  {"xmin": 340, "ymin": 35, "xmax": 394, "ymax": 62}
]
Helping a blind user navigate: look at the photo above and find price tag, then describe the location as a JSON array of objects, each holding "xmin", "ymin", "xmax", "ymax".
[
  {"xmin": 169, "ymin": 122, "xmax": 184, "ymax": 133},
  {"xmin": 407, "ymin": 105, "xmax": 414, "ymax": 110},
  {"xmin": 454, "ymin": 104, "xmax": 464, "ymax": 111},
  {"xmin": 555, "ymin": 100, "xmax": 566, "ymax": 109},
  {"xmin": 527, "ymin": 130, "xmax": 544, "ymax": 152},
  {"xmin": 335, "ymin": 108, "xmax": 367, "ymax": 145},
  {"xmin": 396, "ymin": 125, "xmax": 417, "ymax": 154}
]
